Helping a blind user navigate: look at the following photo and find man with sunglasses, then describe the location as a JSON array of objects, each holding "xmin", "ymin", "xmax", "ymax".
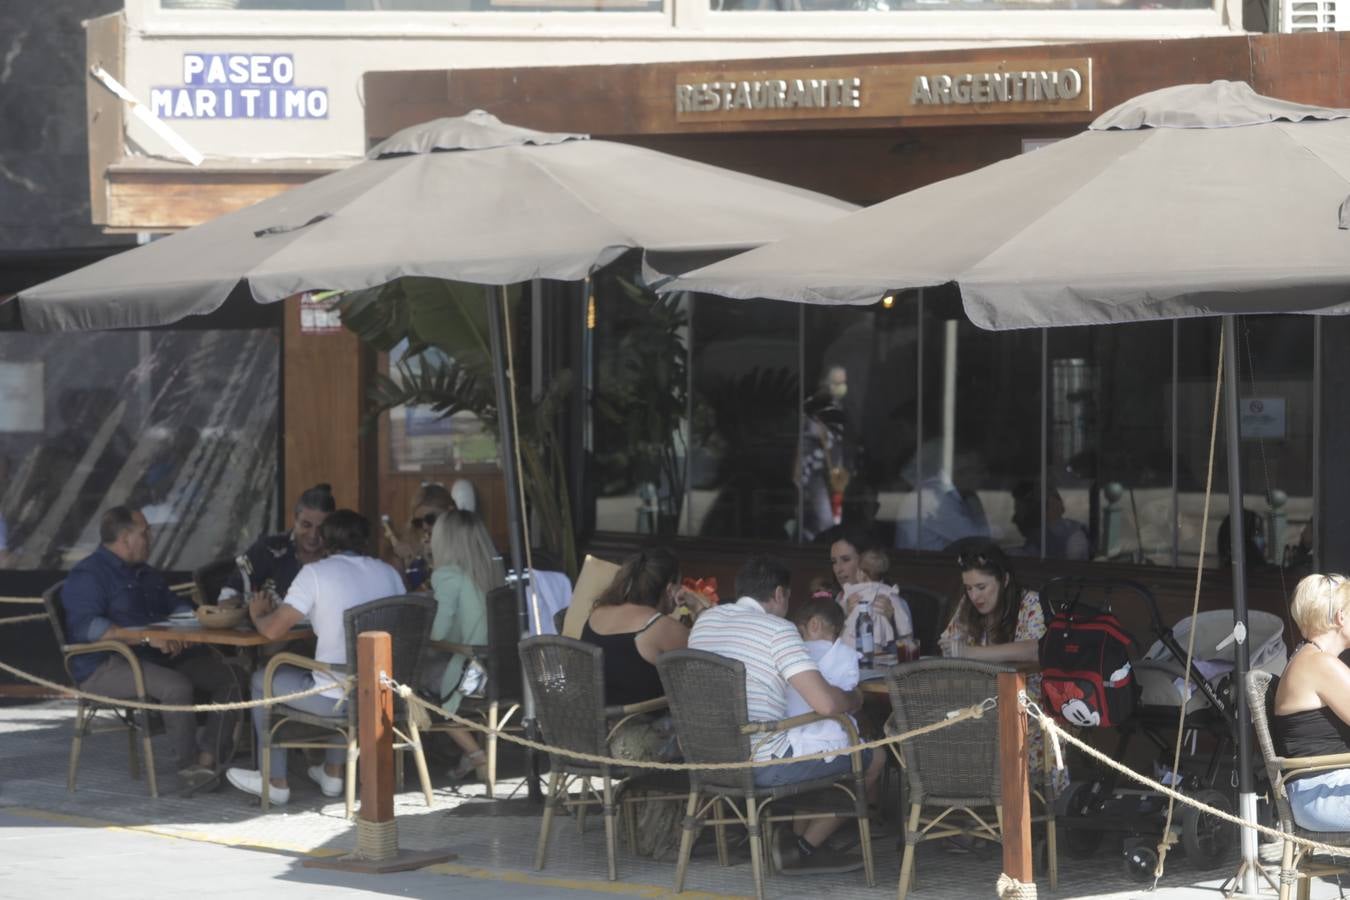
[{"xmin": 218, "ymin": 484, "xmax": 335, "ymax": 603}]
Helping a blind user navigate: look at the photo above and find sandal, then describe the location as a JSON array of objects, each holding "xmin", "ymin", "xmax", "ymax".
[{"xmin": 449, "ymin": 749, "xmax": 488, "ymax": 782}]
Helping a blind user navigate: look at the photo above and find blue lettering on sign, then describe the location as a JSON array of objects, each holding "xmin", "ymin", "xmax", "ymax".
[{"xmin": 151, "ymin": 52, "xmax": 328, "ymax": 119}]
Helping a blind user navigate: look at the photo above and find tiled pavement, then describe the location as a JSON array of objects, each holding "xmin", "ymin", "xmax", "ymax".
[{"xmin": 1, "ymin": 702, "xmax": 1345, "ymax": 899}]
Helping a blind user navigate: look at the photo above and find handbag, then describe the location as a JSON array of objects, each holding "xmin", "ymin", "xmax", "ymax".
[{"xmin": 455, "ymin": 655, "xmax": 489, "ymax": 699}]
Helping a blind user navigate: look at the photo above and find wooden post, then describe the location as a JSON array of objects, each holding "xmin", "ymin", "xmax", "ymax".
[
  {"xmin": 999, "ymin": 671, "xmax": 1034, "ymax": 886},
  {"xmin": 358, "ymin": 631, "xmax": 396, "ymax": 825},
  {"xmin": 303, "ymin": 630, "xmax": 456, "ymax": 874}
]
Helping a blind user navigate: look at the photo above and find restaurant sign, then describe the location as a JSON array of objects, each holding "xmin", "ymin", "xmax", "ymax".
[{"xmin": 675, "ymin": 58, "xmax": 1092, "ymax": 122}]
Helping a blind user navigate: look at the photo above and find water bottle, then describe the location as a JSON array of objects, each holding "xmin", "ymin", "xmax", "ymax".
[{"xmin": 857, "ymin": 601, "xmax": 875, "ymax": 667}]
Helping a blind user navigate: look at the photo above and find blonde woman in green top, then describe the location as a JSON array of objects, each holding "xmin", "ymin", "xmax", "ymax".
[{"xmin": 421, "ymin": 509, "xmax": 500, "ymax": 782}]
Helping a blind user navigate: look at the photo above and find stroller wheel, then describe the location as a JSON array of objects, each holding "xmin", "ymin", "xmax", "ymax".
[
  {"xmin": 1181, "ymin": 789, "xmax": 1236, "ymax": 869},
  {"xmin": 1123, "ymin": 844, "xmax": 1158, "ymax": 882},
  {"xmin": 1058, "ymin": 782, "xmax": 1104, "ymax": 859}
]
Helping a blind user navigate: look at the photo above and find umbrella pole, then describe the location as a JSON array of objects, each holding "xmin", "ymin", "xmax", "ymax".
[
  {"xmin": 486, "ymin": 283, "xmax": 543, "ymax": 804},
  {"xmin": 1221, "ymin": 314, "xmax": 1259, "ymax": 896}
]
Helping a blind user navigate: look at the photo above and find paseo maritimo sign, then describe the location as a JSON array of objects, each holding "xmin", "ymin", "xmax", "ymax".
[{"xmin": 674, "ymin": 58, "xmax": 1092, "ymax": 121}]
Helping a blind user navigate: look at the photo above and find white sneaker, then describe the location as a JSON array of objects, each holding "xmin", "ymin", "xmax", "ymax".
[
  {"xmin": 307, "ymin": 765, "xmax": 343, "ymax": 798},
  {"xmin": 226, "ymin": 767, "xmax": 290, "ymax": 805}
]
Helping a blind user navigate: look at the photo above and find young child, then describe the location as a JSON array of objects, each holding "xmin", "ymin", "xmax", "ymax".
[
  {"xmin": 840, "ymin": 548, "xmax": 919, "ymax": 659},
  {"xmin": 783, "ymin": 599, "xmax": 860, "ymax": 762}
]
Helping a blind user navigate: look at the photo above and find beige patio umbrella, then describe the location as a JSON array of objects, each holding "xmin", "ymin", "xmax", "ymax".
[{"xmin": 659, "ymin": 80, "xmax": 1350, "ymax": 894}]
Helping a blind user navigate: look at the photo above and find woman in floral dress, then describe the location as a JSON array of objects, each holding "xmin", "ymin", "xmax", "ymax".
[{"xmin": 939, "ymin": 541, "xmax": 1068, "ymax": 795}]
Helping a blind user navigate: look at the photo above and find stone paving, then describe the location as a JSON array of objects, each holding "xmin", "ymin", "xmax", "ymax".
[{"xmin": 1, "ymin": 701, "xmax": 1347, "ymax": 899}]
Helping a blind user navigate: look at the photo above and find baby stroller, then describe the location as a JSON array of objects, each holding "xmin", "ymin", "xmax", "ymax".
[{"xmin": 1041, "ymin": 577, "xmax": 1285, "ymax": 881}]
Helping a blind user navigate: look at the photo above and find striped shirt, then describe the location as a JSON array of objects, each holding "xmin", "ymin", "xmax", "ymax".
[{"xmin": 689, "ymin": 597, "xmax": 819, "ymax": 760}]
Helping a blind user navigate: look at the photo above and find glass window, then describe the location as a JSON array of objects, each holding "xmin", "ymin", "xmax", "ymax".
[
  {"xmin": 800, "ymin": 297, "xmax": 918, "ymax": 547},
  {"xmin": 711, "ymin": 0, "xmax": 1207, "ymax": 10},
  {"xmin": 590, "ymin": 269, "xmax": 690, "ymax": 536},
  {"xmin": 0, "ymin": 330, "xmax": 280, "ymax": 571},
  {"xmin": 688, "ymin": 296, "xmax": 799, "ymax": 540},
  {"xmin": 161, "ymin": 0, "xmax": 663, "ymax": 13},
  {"xmin": 387, "ymin": 338, "xmax": 499, "ymax": 473},
  {"xmin": 892, "ymin": 287, "xmax": 1041, "ymax": 554},
  {"xmin": 1175, "ymin": 317, "xmax": 1313, "ymax": 571},
  {"xmin": 1045, "ymin": 321, "xmax": 1174, "ymax": 565}
]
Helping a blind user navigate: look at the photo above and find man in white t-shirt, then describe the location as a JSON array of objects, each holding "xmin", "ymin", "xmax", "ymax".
[
  {"xmin": 226, "ymin": 509, "xmax": 404, "ymax": 805},
  {"xmin": 689, "ymin": 557, "xmax": 884, "ymax": 875}
]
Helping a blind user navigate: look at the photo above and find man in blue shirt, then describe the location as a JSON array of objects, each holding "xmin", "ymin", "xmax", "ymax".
[{"xmin": 62, "ymin": 506, "xmax": 243, "ymax": 792}]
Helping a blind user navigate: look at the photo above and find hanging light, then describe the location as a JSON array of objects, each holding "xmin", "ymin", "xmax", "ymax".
[
  {"xmin": 586, "ymin": 293, "xmax": 596, "ymax": 330},
  {"xmin": 881, "ymin": 294, "xmax": 895, "ymax": 309}
]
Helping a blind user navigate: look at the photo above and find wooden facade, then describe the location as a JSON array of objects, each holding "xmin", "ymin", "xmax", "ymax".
[{"xmin": 80, "ymin": 32, "xmax": 1349, "ymax": 622}]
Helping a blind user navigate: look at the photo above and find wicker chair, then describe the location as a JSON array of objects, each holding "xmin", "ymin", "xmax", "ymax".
[
  {"xmin": 42, "ymin": 581, "xmax": 160, "ymax": 798},
  {"xmin": 259, "ymin": 593, "xmax": 436, "ymax": 818},
  {"xmin": 1246, "ymin": 671, "xmax": 1350, "ymax": 900},
  {"xmin": 893, "ymin": 585, "xmax": 949, "ymax": 657},
  {"xmin": 657, "ymin": 648, "xmax": 876, "ymax": 900},
  {"xmin": 192, "ymin": 557, "xmax": 238, "ymax": 607},
  {"xmin": 521, "ymin": 635, "xmax": 685, "ymax": 880},
  {"xmin": 427, "ymin": 585, "xmax": 524, "ymax": 798},
  {"xmin": 886, "ymin": 658, "xmax": 1055, "ymax": 899}
]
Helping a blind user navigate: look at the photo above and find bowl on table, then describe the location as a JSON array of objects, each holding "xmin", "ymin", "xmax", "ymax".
[{"xmin": 194, "ymin": 605, "xmax": 248, "ymax": 629}]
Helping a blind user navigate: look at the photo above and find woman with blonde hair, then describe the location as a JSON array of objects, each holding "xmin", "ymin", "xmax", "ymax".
[
  {"xmin": 421, "ymin": 509, "xmax": 501, "ymax": 782},
  {"xmin": 1273, "ymin": 574, "xmax": 1350, "ymax": 830}
]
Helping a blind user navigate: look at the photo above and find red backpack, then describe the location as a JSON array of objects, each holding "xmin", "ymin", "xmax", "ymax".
[{"xmin": 1039, "ymin": 605, "xmax": 1138, "ymax": 728}]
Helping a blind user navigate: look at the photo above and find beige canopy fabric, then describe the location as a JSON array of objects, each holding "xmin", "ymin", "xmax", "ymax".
[
  {"xmin": 13, "ymin": 109, "xmax": 855, "ymax": 332},
  {"xmin": 659, "ymin": 81, "xmax": 1350, "ymax": 330}
]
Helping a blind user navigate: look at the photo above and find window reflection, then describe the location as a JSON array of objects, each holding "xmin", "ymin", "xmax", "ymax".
[
  {"xmin": 1046, "ymin": 321, "xmax": 1173, "ymax": 564},
  {"xmin": 590, "ymin": 268, "xmax": 690, "ymax": 536},
  {"xmin": 801, "ymin": 300, "xmax": 918, "ymax": 546},
  {"xmin": 894, "ymin": 288, "xmax": 1040, "ymax": 553},
  {"xmin": 161, "ymin": 0, "xmax": 664, "ymax": 13},
  {"xmin": 0, "ymin": 331, "xmax": 280, "ymax": 571},
  {"xmin": 689, "ymin": 297, "xmax": 798, "ymax": 540}
]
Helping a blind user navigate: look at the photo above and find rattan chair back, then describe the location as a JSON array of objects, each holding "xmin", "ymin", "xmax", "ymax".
[
  {"xmin": 193, "ymin": 558, "xmax": 237, "ymax": 607},
  {"xmin": 657, "ymin": 648, "xmax": 754, "ymax": 795},
  {"xmin": 481, "ymin": 585, "xmax": 524, "ymax": 702},
  {"xmin": 888, "ymin": 658, "xmax": 1007, "ymax": 805},
  {"xmin": 342, "ymin": 593, "xmax": 437, "ymax": 694},
  {"xmin": 1246, "ymin": 671, "xmax": 1297, "ymax": 833},
  {"xmin": 42, "ymin": 581, "xmax": 70, "ymax": 649},
  {"xmin": 894, "ymin": 584, "xmax": 950, "ymax": 656},
  {"xmin": 519, "ymin": 636, "xmax": 610, "ymax": 772}
]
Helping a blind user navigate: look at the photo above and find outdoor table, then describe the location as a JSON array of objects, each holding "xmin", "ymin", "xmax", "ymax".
[
  {"xmin": 121, "ymin": 622, "xmax": 315, "ymax": 647},
  {"xmin": 859, "ymin": 657, "xmax": 1039, "ymax": 695},
  {"xmin": 119, "ymin": 621, "xmax": 317, "ymax": 774}
]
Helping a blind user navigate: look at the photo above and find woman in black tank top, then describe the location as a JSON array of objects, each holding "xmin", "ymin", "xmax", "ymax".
[
  {"xmin": 1272, "ymin": 573, "xmax": 1350, "ymax": 831},
  {"xmin": 581, "ymin": 548, "xmax": 689, "ymax": 706}
]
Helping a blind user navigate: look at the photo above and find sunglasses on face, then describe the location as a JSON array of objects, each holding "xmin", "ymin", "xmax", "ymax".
[{"xmin": 411, "ymin": 513, "xmax": 438, "ymax": 530}]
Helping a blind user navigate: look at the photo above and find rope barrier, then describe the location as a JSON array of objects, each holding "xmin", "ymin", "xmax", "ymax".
[
  {"xmin": 0, "ymin": 613, "xmax": 48, "ymax": 626},
  {"xmin": 386, "ymin": 674, "xmax": 995, "ymax": 772},
  {"xmin": 1154, "ymin": 323, "xmax": 1226, "ymax": 884},
  {"xmin": 1022, "ymin": 695, "xmax": 1350, "ymax": 862},
  {"xmin": 0, "ymin": 655, "xmax": 351, "ymax": 713},
  {"xmin": 0, "ymin": 596, "xmax": 44, "ymax": 605}
]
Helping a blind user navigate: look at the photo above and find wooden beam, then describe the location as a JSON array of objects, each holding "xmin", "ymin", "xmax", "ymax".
[
  {"xmin": 357, "ymin": 630, "xmax": 395, "ymax": 824},
  {"xmin": 999, "ymin": 671, "xmax": 1034, "ymax": 887}
]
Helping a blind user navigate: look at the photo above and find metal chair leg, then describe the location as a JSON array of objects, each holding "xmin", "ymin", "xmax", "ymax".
[
  {"xmin": 535, "ymin": 770, "xmax": 563, "ymax": 870},
  {"xmin": 67, "ymin": 703, "xmax": 88, "ymax": 793},
  {"xmin": 345, "ymin": 735, "xmax": 359, "ymax": 820},
  {"xmin": 486, "ymin": 701, "xmax": 499, "ymax": 799},
  {"xmin": 898, "ymin": 804, "xmax": 922, "ymax": 900},
  {"xmin": 140, "ymin": 710, "xmax": 158, "ymax": 799},
  {"xmin": 126, "ymin": 713, "xmax": 140, "ymax": 780},
  {"xmin": 673, "ymin": 790, "xmax": 701, "ymax": 893},
  {"xmin": 746, "ymin": 797, "xmax": 766, "ymax": 900},
  {"xmin": 406, "ymin": 720, "xmax": 434, "ymax": 807},
  {"xmin": 603, "ymin": 775, "xmax": 618, "ymax": 881}
]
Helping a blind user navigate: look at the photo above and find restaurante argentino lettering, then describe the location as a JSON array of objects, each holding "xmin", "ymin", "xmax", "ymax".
[
  {"xmin": 676, "ymin": 76, "xmax": 863, "ymax": 113},
  {"xmin": 910, "ymin": 68, "xmax": 1084, "ymax": 106}
]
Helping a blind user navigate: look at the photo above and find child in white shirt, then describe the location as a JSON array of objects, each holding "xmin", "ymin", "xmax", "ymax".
[{"xmin": 784, "ymin": 599, "xmax": 860, "ymax": 762}]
